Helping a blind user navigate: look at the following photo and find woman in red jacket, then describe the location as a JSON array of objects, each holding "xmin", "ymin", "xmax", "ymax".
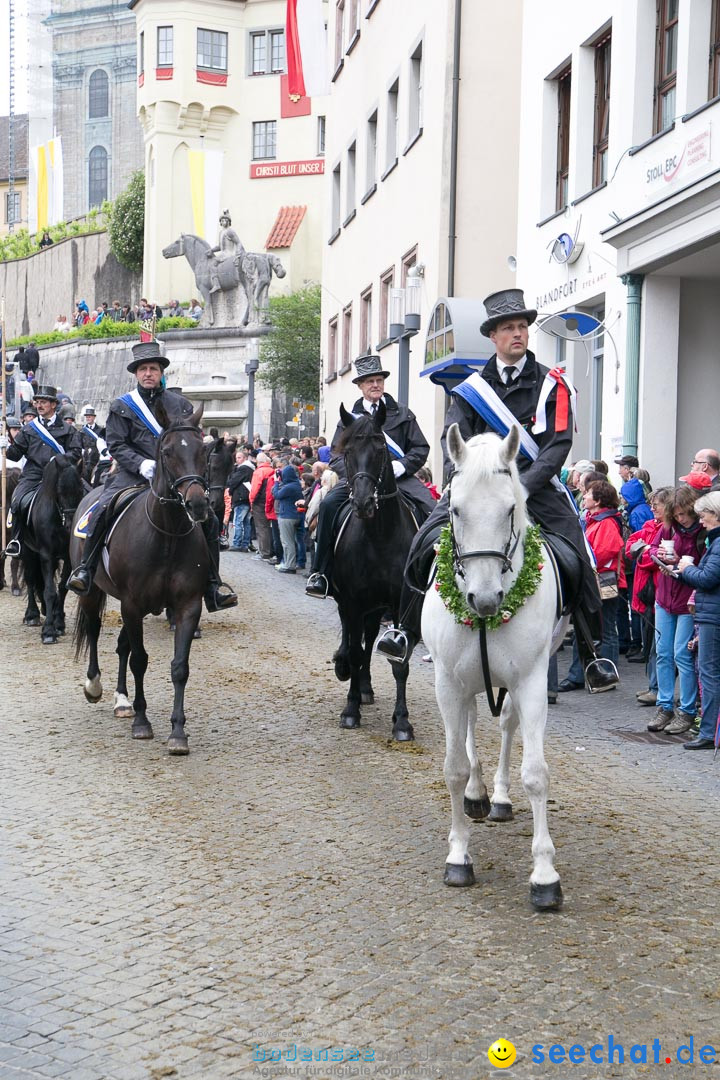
[
  {"xmin": 627, "ymin": 486, "xmax": 672, "ymax": 706},
  {"xmin": 584, "ymin": 481, "xmax": 626, "ymax": 675}
]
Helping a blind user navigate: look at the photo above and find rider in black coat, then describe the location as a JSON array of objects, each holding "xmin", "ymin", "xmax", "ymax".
[
  {"xmin": 306, "ymin": 355, "xmax": 435, "ymax": 598},
  {"xmin": 3, "ymin": 386, "xmax": 83, "ymax": 556},
  {"xmin": 66, "ymin": 341, "xmax": 237, "ymax": 613}
]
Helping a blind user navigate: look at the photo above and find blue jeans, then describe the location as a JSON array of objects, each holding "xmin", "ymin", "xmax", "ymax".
[
  {"xmin": 697, "ymin": 622, "xmax": 720, "ymax": 741},
  {"xmin": 642, "ymin": 619, "xmax": 658, "ymax": 691},
  {"xmin": 654, "ymin": 605, "xmax": 697, "ymax": 713},
  {"xmin": 295, "ymin": 520, "xmax": 306, "ymax": 569},
  {"xmin": 599, "ymin": 595, "xmax": 619, "ymax": 666},
  {"xmin": 231, "ymin": 504, "xmax": 252, "ymax": 549}
]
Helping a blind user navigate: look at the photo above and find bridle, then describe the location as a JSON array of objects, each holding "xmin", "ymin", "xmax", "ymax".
[
  {"xmin": 448, "ymin": 468, "xmax": 521, "ymax": 578},
  {"xmin": 346, "ymin": 434, "xmax": 398, "ymax": 511},
  {"xmin": 147, "ymin": 425, "xmax": 209, "ymax": 530}
]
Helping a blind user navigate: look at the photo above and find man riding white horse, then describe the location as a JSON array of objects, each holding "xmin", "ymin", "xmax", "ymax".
[
  {"xmin": 376, "ymin": 288, "xmax": 619, "ymax": 694},
  {"xmin": 3, "ymin": 385, "xmax": 83, "ymax": 557},
  {"xmin": 66, "ymin": 340, "xmax": 237, "ymax": 613},
  {"xmin": 305, "ymin": 354, "xmax": 436, "ymax": 599}
]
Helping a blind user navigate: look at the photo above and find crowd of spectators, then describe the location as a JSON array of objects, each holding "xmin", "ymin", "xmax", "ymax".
[{"xmin": 47, "ymin": 298, "xmax": 205, "ymax": 332}]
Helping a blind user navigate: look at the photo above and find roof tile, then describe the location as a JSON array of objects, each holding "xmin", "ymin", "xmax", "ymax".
[{"xmin": 265, "ymin": 205, "xmax": 307, "ymax": 249}]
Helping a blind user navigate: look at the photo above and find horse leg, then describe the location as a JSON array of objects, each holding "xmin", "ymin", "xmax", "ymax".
[
  {"xmin": 113, "ymin": 626, "xmax": 134, "ymax": 718},
  {"xmin": 390, "ymin": 656, "xmax": 414, "ymax": 742},
  {"xmin": 11, "ymin": 556, "xmax": 22, "ymax": 596},
  {"xmin": 122, "ymin": 604, "xmax": 152, "ymax": 740},
  {"xmin": 80, "ymin": 590, "xmax": 104, "ymax": 703},
  {"xmin": 22, "ymin": 553, "xmax": 41, "ymax": 626},
  {"xmin": 56, "ymin": 559, "xmax": 69, "ymax": 635},
  {"xmin": 40, "ymin": 553, "xmax": 59, "ymax": 644},
  {"xmin": 463, "ymin": 698, "xmax": 490, "ymax": 819},
  {"xmin": 488, "ymin": 695, "xmax": 519, "ymax": 823},
  {"xmin": 333, "ymin": 618, "xmax": 351, "ymax": 682},
  {"xmin": 339, "ymin": 609, "xmax": 363, "ymax": 729},
  {"xmin": 199, "ymin": 281, "xmax": 214, "ymax": 325},
  {"xmin": 515, "ymin": 673, "xmax": 562, "ymax": 911},
  {"xmin": 167, "ymin": 601, "xmax": 202, "ymax": 756},
  {"xmin": 436, "ymin": 667, "xmax": 474, "ymax": 886},
  {"xmin": 359, "ymin": 610, "xmax": 381, "ymax": 704}
]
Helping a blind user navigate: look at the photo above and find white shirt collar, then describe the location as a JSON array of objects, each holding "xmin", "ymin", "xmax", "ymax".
[
  {"xmin": 362, "ymin": 395, "xmax": 386, "ymax": 413},
  {"xmin": 496, "ymin": 355, "xmax": 527, "ymax": 381}
]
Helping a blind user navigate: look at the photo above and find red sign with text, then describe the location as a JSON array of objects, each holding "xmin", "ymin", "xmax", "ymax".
[{"xmin": 250, "ymin": 159, "xmax": 325, "ymax": 179}]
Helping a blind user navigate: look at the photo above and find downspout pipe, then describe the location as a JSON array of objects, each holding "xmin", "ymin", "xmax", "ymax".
[
  {"xmin": 447, "ymin": 0, "xmax": 462, "ymax": 297},
  {"xmin": 621, "ymin": 273, "xmax": 644, "ymax": 457}
]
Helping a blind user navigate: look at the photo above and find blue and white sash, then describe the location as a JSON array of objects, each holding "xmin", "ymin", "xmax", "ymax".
[
  {"xmin": 28, "ymin": 417, "xmax": 65, "ymax": 455},
  {"xmin": 351, "ymin": 412, "xmax": 404, "ymax": 459},
  {"xmin": 452, "ymin": 373, "xmax": 539, "ymax": 462},
  {"xmin": 83, "ymin": 425, "xmax": 110, "ymax": 459},
  {"xmin": 120, "ymin": 390, "xmax": 163, "ymax": 438}
]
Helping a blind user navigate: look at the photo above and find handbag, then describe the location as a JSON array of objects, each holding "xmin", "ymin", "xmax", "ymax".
[{"xmin": 597, "ymin": 568, "xmax": 619, "ymax": 600}]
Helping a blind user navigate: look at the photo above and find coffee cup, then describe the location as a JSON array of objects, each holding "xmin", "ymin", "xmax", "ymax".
[{"xmin": 660, "ymin": 539, "xmax": 676, "ymax": 555}]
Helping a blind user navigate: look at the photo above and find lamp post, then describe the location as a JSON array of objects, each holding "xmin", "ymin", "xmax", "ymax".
[
  {"xmin": 245, "ymin": 357, "xmax": 259, "ymax": 442},
  {"xmin": 388, "ymin": 264, "xmax": 424, "ymax": 407}
]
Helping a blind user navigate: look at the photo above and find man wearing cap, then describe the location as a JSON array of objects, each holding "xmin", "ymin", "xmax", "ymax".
[
  {"xmin": 66, "ymin": 341, "xmax": 237, "ymax": 612},
  {"xmin": 305, "ymin": 354, "xmax": 435, "ymax": 598},
  {"xmin": 376, "ymin": 287, "xmax": 618, "ymax": 693},
  {"xmin": 2, "ymin": 386, "xmax": 83, "ymax": 557},
  {"xmin": 615, "ymin": 454, "xmax": 639, "ymax": 484},
  {"xmin": 679, "ymin": 471, "xmax": 712, "ymax": 492},
  {"xmin": 689, "ymin": 448, "xmax": 720, "ymax": 490}
]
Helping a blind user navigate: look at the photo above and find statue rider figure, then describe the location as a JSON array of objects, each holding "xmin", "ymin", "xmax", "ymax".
[{"xmin": 207, "ymin": 210, "xmax": 245, "ymax": 294}]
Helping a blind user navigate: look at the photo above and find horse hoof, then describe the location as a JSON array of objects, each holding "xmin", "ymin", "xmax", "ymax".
[
  {"xmin": 24, "ymin": 617, "xmax": 41, "ymax": 626},
  {"xmin": 360, "ymin": 691, "xmax": 374, "ymax": 704},
  {"xmin": 339, "ymin": 714, "xmax": 361, "ymax": 729},
  {"xmin": 12, "ymin": 588, "xmax": 21, "ymax": 597},
  {"xmin": 464, "ymin": 794, "xmax": 491, "ymax": 821},
  {"xmin": 132, "ymin": 723, "xmax": 154, "ymax": 740},
  {"xmin": 168, "ymin": 622, "xmax": 176, "ymax": 631},
  {"xmin": 530, "ymin": 880, "xmax": 563, "ymax": 911},
  {"xmin": 334, "ymin": 655, "xmax": 351, "ymax": 682},
  {"xmin": 193, "ymin": 628, "xmax": 202, "ymax": 639},
  {"xmin": 42, "ymin": 635, "xmax": 58, "ymax": 645},
  {"xmin": 393, "ymin": 727, "xmax": 415, "ymax": 742},
  {"xmin": 167, "ymin": 736, "xmax": 189, "ymax": 756},
  {"xmin": 114, "ymin": 706, "xmax": 134, "ymax": 718},
  {"xmin": 444, "ymin": 861, "xmax": 475, "ymax": 888},
  {"xmin": 488, "ymin": 802, "xmax": 514, "ymax": 822}
]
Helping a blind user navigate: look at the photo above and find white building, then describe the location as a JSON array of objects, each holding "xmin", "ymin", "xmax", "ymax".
[
  {"xmin": 320, "ymin": 0, "xmax": 523, "ymax": 482},
  {"xmin": 130, "ymin": 0, "xmax": 326, "ymax": 306},
  {"xmin": 518, "ymin": 0, "xmax": 720, "ymax": 482}
]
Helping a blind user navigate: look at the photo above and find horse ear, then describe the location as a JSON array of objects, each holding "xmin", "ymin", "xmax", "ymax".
[
  {"xmin": 502, "ymin": 425, "xmax": 521, "ymax": 463},
  {"xmin": 374, "ymin": 400, "xmax": 386, "ymax": 427},
  {"xmin": 339, "ymin": 403, "xmax": 354, "ymax": 428},
  {"xmin": 446, "ymin": 423, "xmax": 467, "ymax": 468},
  {"xmin": 191, "ymin": 403, "xmax": 204, "ymax": 428}
]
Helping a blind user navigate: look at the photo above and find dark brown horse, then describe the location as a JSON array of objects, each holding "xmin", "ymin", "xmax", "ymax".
[
  {"xmin": 71, "ymin": 404, "xmax": 212, "ymax": 755},
  {"xmin": 206, "ymin": 432, "xmax": 237, "ymax": 544},
  {"xmin": 1, "ymin": 469, "xmax": 22, "ymax": 594}
]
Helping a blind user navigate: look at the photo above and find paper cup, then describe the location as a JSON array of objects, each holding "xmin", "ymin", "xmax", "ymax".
[{"xmin": 660, "ymin": 540, "xmax": 676, "ymax": 554}]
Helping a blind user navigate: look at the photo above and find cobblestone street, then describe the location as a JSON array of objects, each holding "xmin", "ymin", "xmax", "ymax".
[{"xmin": 2, "ymin": 552, "xmax": 719, "ymax": 1080}]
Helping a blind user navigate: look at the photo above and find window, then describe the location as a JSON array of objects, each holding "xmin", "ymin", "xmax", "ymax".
[
  {"xmin": 345, "ymin": 141, "xmax": 356, "ymax": 220},
  {"xmin": 88, "ymin": 146, "xmax": 108, "ymax": 207},
  {"xmin": 157, "ymin": 26, "xmax": 173, "ymax": 67},
  {"xmin": 5, "ymin": 190, "xmax": 20, "ymax": 224},
  {"xmin": 555, "ymin": 66, "xmax": 571, "ymax": 211},
  {"xmin": 197, "ymin": 28, "xmax": 228, "ymax": 72},
  {"xmin": 347, "ymin": 0, "xmax": 360, "ymax": 47},
  {"xmin": 593, "ymin": 35, "xmax": 611, "ymax": 187},
  {"xmin": 710, "ymin": 0, "xmax": 720, "ymax": 98},
  {"xmin": 408, "ymin": 41, "xmax": 423, "ymax": 139},
  {"xmin": 328, "ymin": 317, "xmax": 338, "ymax": 375},
  {"xmin": 401, "ymin": 245, "xmax": 418, "ymax": 285},
  {"xmin": 331, "ymin": 162, "xmax": 342, "ymax": 235},
  {"xmin": 654, "ymin": 0, "xmax": 678, "ymax": 133},
  {"xmin": 252, "ymin": 121, "xmax": 277, "ymax": 160},
  {"xmin": 365, "ymin": 110, "xmax": 377, "ymax": 191},
  {"xmin": 139, "ymin": 32, "xmax": 144, "ymax": 74},
  {"xmin": 317, "ymin": 116, "xmax": 326, "ymax": 156},
  {"xmin": 342, "ymin": 304, "xmax": 352, "ymax": 368},
  {"xmin": 334, "ymin": 0, "xmax": 345, "ymax": 69},
  {"xmin": 88, "ymin": 69, "xmax": 109, "ymax": 119},
  {"xmin": 386, "ymin": 79, "xmax": 399, "ymax": 171},
  {"xmin": 379, "ymin": 266, "xmax": 394, "ymax": 342},
  {"xmin": 250, "ymin": 29, "xmax": 285, "ymax": 75},
  {"xmin": 360, "ymin": 287, "xmax": 373, "ymax": 354}
]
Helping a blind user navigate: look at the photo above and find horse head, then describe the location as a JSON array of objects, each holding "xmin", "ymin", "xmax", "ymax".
[
  {"xmin": 446, "ymin": 424, "xmax": 526, "ymax": 618},
  {"xmin": 154, "ymin": 403, "xmax": 210, "ymax": 523},
  {"xmin": 43, "ymin": 455, "xmax": 84, "ymax": 529},
  {"xmin": 337, "ymin": 402, "xmax": 391, "ymax": 520},
  {"xmin": 162, "ymin": 235, "xmax": 185, "ymax": 259}
]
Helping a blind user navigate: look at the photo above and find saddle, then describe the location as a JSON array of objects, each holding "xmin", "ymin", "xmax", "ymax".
[{"xmin": 539, "ymin": 530, "xmax": 584, "ymax": 615}]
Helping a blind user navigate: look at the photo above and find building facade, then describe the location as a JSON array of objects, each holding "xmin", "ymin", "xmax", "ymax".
[
  {"xmin": 319, "ymin": 0, "xmax": 523, "ymax": 482},
  {"xmin": 0, "ymin": 115, "xmax": 28, "ymax": 237},
  {"xmin": 518, "ymin": 0, "xmax": 720, "ymax": 483},
  {"xmin": 130, "ymin": 0, "xmax": 326, "ymax": 306},
  {"xmin": 47, "ymin": 0, "xmax": 144, "ymax": 220}
]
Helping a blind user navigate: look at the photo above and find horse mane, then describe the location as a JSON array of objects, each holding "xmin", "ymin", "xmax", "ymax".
[
  {"xmin": 335, "ymin": 412, "xmax": 384, "ymax": 455},
  {"xmin": 459, "ymin": 433, "xmax": 528, "ymax": 532},
  {"xmin": 40, "ymin": 455, "xmax": 83, "ymax": 503}
]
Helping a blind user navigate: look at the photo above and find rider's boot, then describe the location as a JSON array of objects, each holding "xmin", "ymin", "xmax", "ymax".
[
  {"xmin": 4, "ymin": 518, "xmax": 22, "ymax": 559},
  {"xmin": 67, "ymin": 509, "xmax": 108, "ymax": 595},
  {"xmin": 209, "ymin": 273, "xmax": 221, "ymax": 295},
  {"xmin": 305, "ymin": 572, "xmax": 330, "ymax": 598},
  {"xmin": 376, "ymin": 590, "xmax": 423, "ymax": 664},
  {"xmin": 202, "ymin": 517, "xmax": 238, "ymax": 612},
  {"xmin": 574, "ymin": 607, "xmax": 619, "ymax": 693}
]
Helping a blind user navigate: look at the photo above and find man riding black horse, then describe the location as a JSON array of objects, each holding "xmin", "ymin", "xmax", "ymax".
[
  {"xmin": 375, "ymin": 288, "xmax": 619, "ymax": 694},
  {"xmin": 66, "ymin": 340, "xmax": 237, "ymax": 613},
  {"xmin": 3, "ymin": 385, "xmax": 83, "ymax": 557},
  {"xmin": 305, "ymin": 354, "xmax": 436, "ymax": 599}
]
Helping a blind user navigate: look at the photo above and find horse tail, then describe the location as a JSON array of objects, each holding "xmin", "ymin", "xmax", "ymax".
[{"xmin": 73, "ymin": 592, "xmax": 107, "ymax": 660}]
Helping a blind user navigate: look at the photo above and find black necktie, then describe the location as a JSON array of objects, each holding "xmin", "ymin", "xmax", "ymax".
[
  {"xmin": 371, "ymin": 403, "xmax": 378, "ymax": 416},
  {"xmin": 502, "ymin": 365, "xmax": 516, "ymax": 386}
]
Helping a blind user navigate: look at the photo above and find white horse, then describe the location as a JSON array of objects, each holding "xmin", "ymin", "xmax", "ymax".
[{"xmin": 421, "ymin": 424, "xmax": 569, "ymax": 911}]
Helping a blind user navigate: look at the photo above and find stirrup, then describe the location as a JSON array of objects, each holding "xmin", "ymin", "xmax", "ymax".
[
  {"xmin": 305, "ymin": 573, "xmax": 329, "ymax": 598},
  {"xmin": 4, "ymin": 539, "xmax": 21, "ymax": 558},
  {"xmin": 205, "ymin": 582, "xmax": 238, "ymax": 612},
  {"xmin": 67, "ymin": 565, "xmax": 93, "ymax": 595},
  {"xmin": 585, "ymin": 657, "xmax": 619, "ymax": 694},
  {"xmin": 376, "ymin": 626, "xmax": 410, "ymax": 664}
]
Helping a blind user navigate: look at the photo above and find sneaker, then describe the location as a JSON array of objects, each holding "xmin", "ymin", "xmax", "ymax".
[
  {"xmin": 276, "ymin": 567, "xmax": 296, "ymax": 574},
  {"xmin": 636, "ymin": 690, "xmax": 657, "ymax": 706},
  {"xmin": 664, "ymin": 709, "xmax": 696, "ymax": 735},
  {"xmin": 252, "ymin": 553, "xmax": 264, "ymax": 561},
  {"xmin": 647, "ymin": 706, "xmax": 674, "ymax": 732}
]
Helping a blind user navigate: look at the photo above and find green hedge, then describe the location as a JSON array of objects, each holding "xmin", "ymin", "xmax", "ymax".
[
  {"xmin": 0, "ymin": 205, "xmax": 111, "ymax": 263},
  {"xmin": 8, "ymin": 316, "xmax": 199, "ymax": 349}
]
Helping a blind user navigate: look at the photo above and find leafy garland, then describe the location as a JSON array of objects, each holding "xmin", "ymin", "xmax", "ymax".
[{"xmin": 434, "ymin": 523, "xmax": 544, "ymax": 631}]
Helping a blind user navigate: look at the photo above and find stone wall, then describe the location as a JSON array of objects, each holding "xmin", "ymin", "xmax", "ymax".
[{"xmin": 0, "ymin": 231, "xmax": 141, "ymax": 341}]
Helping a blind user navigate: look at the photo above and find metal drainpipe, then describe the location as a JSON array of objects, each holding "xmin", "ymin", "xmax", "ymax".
[
  {"xmin": 620, "ymin": 273, "xmax": 644, "ymax": 457},
  {"xmin": 447, "ymin": 0, "xmax": 462, "ymax": 297}
]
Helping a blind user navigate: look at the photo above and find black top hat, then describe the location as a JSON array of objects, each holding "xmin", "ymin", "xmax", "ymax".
[
  {"xmin": 33, "ymin": 385, "xmax": 58, "ymax": 402},
  {"xmin": 127, "ymin": 340, "xmax": 170, "ymax": 374},
  {"xmin": 480, "ymin": 289, "xmax": 538, "ymax": 337},
  {"xmin": 352, "ymin": 354, "xmax": 391, "ymax": 384}
]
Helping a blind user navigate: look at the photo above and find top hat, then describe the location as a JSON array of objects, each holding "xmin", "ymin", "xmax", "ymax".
[
  {"xmin": 352, "ymin": 354, "xmax": 391, "ymax": 384},
  {"xmin": 127, "ymin": 340, "xmax": 170, "ymax": 374},
  {"xmin": 480, "ymin": 289, "xmax": 538, "ymax": 337},
  {"xmin": 82, "ymin": 405, "xmax": 97, "ymax": 416},
  {"xmin": 33, "ymin": 385, "xmax": 58, "ymax": 402}
]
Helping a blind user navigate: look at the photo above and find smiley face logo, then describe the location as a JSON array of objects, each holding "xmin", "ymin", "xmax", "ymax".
[{"xmin": 488, "ymin": 1039, "xmax": 517, "ymax": 1069}]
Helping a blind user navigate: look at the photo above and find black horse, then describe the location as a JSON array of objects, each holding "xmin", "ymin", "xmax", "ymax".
[
  {"xmin": 206, "ymin": 432, "xmax": 237, "ymax": 542},
  {"xmin": 71, "ymin": 404, "xmax": 213, "ymax": 755},
  {"xmin": 20, "ymin": 456, "xmax": 84, "ymax": 643},
  {"xmin": 331, "ymin": 403, "xmax": 417, "ymax": 740},
  {"xmin": 1, "ymin": 468, "xmax": 22, "ymax": 594}
]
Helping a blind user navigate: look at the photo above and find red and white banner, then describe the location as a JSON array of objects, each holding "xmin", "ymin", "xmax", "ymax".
[
  {"xmin": 286, "ymin": 0, "xmax": 329, "ymax": 99},
  {"xmin": 250, "ymin": 159, "xmax": 325, "ymax": 179}
]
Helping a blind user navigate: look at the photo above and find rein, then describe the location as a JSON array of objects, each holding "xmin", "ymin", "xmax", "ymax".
[
  {"xmin": 346, "ymin": 434, "xmax": 399, "ymax": 511},
  {"xmin": 448, "ymin": 469, "xmax": 521, "ymax": 577},
  {"xmin": 145, "ymin": 425, "xmax": 209, "ymax": 534}
]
